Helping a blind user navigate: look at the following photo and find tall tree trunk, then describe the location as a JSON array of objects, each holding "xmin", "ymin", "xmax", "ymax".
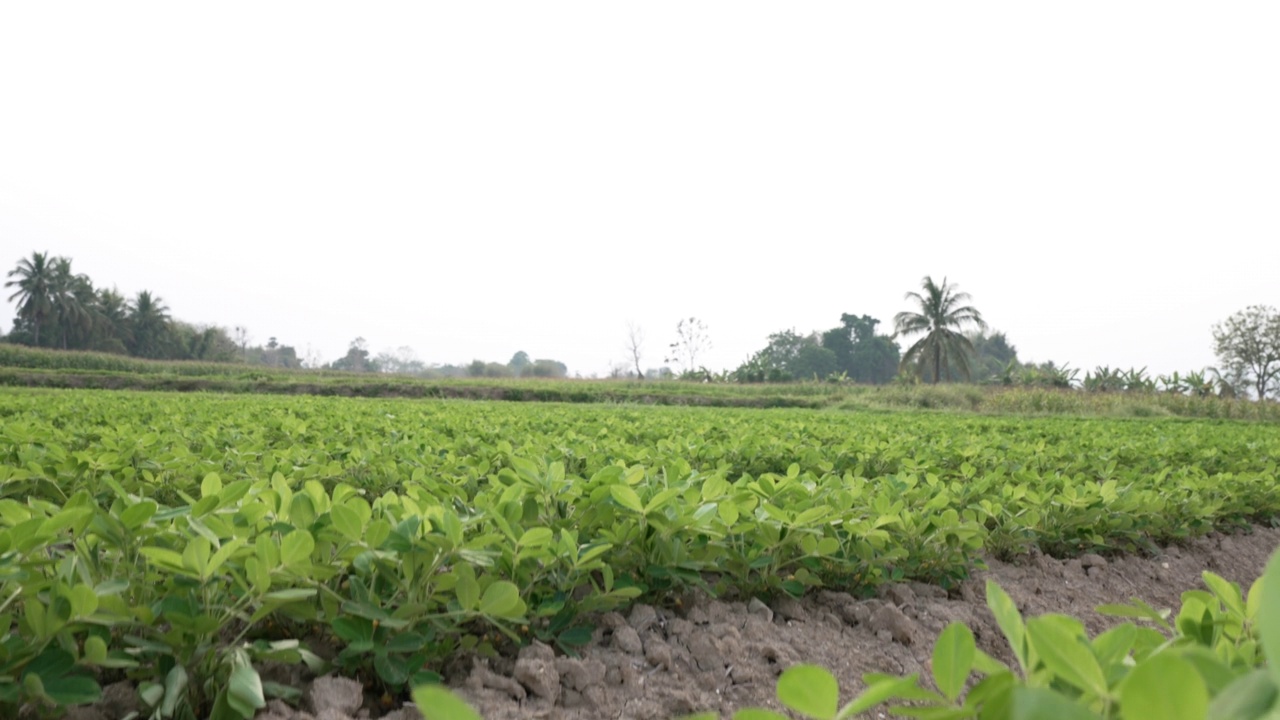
[{"xmin": 933, "ymin": 344, "xmax": 941, "ymax": 384}]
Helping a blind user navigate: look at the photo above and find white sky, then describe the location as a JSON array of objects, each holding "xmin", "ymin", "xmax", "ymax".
[{"xmin": 2, "ymin": 3, "xmax": 1277, "ymax": 377}]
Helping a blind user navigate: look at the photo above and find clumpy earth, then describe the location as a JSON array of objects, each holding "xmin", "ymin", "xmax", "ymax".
[{"xmin": 78, "ymin": 526, "xmax": 1280, "ymax": 720}]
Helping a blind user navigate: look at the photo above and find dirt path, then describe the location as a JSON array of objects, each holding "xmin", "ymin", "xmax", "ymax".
[{"xmin": 233, "ymin": 526, "xmax": 1280, "ymax": 720}]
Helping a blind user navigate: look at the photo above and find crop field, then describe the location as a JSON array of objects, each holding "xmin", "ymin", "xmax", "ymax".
[{"xmin": 2, "ymin": 388, "xmax": 1280, "ymax": 718}]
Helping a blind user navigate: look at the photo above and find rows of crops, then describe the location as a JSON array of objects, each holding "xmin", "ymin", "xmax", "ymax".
[{"xmin": 2, "ymin": 388, "xmax": 1279, "ymax": 716}]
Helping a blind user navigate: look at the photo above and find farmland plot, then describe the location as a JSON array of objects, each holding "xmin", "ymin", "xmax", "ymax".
[{"xmin": 0, "ymin": 388, "xmax": 1278, "ymax": 718}]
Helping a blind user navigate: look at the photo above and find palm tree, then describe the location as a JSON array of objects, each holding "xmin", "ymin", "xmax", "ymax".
[
  {"xmin": 894, "ymin": 276, "xmax": 987, "ymax": 384},
  {"xmin": 128, "ymin": 290, "xmax": 172, "ymax": 358},
  {"xmin": 91, "ymin": 287, "xmax": 132, "ymax": 353},
  {"xmin": 49, "ymin": 257, "xmax": 91, "ymax": 349},
  {"xmin": 5, "ymin": 251, "xmax": 56, "ymax": 346}
]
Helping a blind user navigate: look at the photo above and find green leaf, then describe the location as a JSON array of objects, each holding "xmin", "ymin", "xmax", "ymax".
[
  {"xmin": 837, "ymin": 675, "xmax": 924, "ymax": 719},
  {"xmin": 1207, "ymin": 669, "xmax": 1278, "ymax": 720},
  {"xmin": 610, "ymin": 485, "xmax": 644, "ymax": 514},
  {"xmin": 280, "ymin": 530, "xmax": 315, "ymax": 567},
  {"xmin": 932, "ymin": 622, "xmax": 975, "ymax": 702},
  {"xmin": 262, "ymin": 588, "xmax": 317, "ymax": 603},
  {"xmin": 161, "ymin": 664, "xmax": 189, "ymax": 718},
  {"xmin": 376, "ymin": 654, "xmax": 410, "ymax": 686},
  {"xmin": 455, "ymin": 571, "xmax": 480, "ymax": 612},
  {"xmin": 777, "ymin": 664, "xmax": 838, "ymax": 720},
  {"xmin": 1260, "ymin": 548, "xmax": 1280, "ymax": 690},
  {"xmin": 330, "ymin": 504, "xmax": 363, "ymax": 543},
  {"xmin": 206, "ymin": 536, "xmax": 247, "ymax": 579},
  {"xmin": 1026, "ymin": 615, "xmax": 1108, "ymax": 699},
  {"xmin": 478, "ymin": 581, "xmax": 525, "ymax": 619},
  {"xmin": 411, "ymin": 685, "xmax": 483, "ymax": 720},
  {"xmin": 386, "ymin": 632, "xmax": 427, "ymax": 654},
  {"xmin": 39, "ymin": 673, "xmax": 101, "ymax": 706},
  {"xmin": 1202, "ymin": 571, "xmax": 1245, "ymax": 618},
  {"xmin": 986, "ymin": 581, "xmax": 1028, "ymax": 675},
  {"xmin": 82, "ymin": 636, "xmax": 108, "ymax": 665},
  {"xmin": 518, "ymin": 527, "xmax": 554, "ymax": 549},
  {"xmin": 1009, "ymin": 687, "xmax": 1102, "ymax": 720},
  {"xmin": 201, "ymin": 472, "xmax": 223, "ymax": 498},
  {"xmin": 120, "ymin": 500, "xmax": 158, "ymax": 530},
  {"xmin": 1119, "ymin": 652, "xmax": 1207, "ymax": 720},
  {"xmin": 226, "ymin": 664, "xmax": 266, "ymax": 717}
]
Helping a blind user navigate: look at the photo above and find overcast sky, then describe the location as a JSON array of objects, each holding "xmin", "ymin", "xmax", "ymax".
[{"xmin": 2, "ymin": 3, "xmax": 1277, "ymax": 377}]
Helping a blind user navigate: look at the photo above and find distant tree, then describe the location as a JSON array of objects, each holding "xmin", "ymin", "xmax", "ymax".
[
  {"xmin": 47, "ymin": 257, "xmax": 94, "ymax": 349},
  {"xmin": 5, "ymin": 251, "xmax": 56, "ymax": 347},
  {"xmin": 666, "ymin": 317, "xmax": 711, "ymax": 375},
  {"xmin": 529, "ymin": 359, "xmax": 568, "ymax": 378},
  {"xmin": 625, "ymin": 322, "xmax": 645, "ymax": 380},
  {"xmin": 331, "ymin": 337, "xmax": 378, "ymax": 372},
  {"xmin": 127, "ymin": 290, "xmax": 172, "ymax": 358},
  {"xmin": 233, "ymin": 326, "xmax": 251, "ymax": 360},
  {"xmin": 894, "ymin": 276, "xmax": 986, "ymax": 384},
  {"xmin": 736, "ymin": 329, "xmax": 838, "ymax": 382},
  {"xmin": 175, "ymin": 323, "xmax": 238, "ymax": 362},
  {"xmin": 77, "ymin": 286, "xmax": 130, "ymax": 354},
  {"xmin": 947, "ymin": 329, "xmax": 1018, "ymax": 383},
  {"xmin": 1212, "ymin": 305, "xmax": 1280, "ymax": 399},
  {"xmin": 821, "ymin": 313, "xmax": 900, "ymax": 384},
  {"xmin": 375, "ymin": 346, "xmax": 425, "ymax": 375},
  {"xmin": 508, "ymin": 351, "xmax": 531, "ymax": 376}
]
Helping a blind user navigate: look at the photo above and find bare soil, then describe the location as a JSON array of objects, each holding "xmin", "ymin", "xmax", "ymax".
[
  {"xmin": 449, "ymin": 526, "xmax": 1280, "ymax": 720},
  {"xmin": 77, "ymin": 526, "xmax": 1280, "ymax": 720}
]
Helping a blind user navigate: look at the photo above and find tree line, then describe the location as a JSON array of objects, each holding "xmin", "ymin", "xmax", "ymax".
[{"xmin": 3, "ymin": 251, "xmax": 568, "ymax": 376}]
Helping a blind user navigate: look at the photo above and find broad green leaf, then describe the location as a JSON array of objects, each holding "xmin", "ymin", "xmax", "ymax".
[
  {"xmin": 330, "ymin": 504, "xmax": 363, "ymax": 543},
  {"xmin": 1202, "ymin": 571, "xmax": 1245, "ymax": 618},
  {"xmin": 518, "ymin": 527, "xmax": 554, "ymax": 549},
  {"xmin": 777, "ymin": 664, "xmax": 838, "ymax": 720},
  {"xmin": 376, "ymin": 654, "xmax": 410, "ymax": 686},
  {"xmin": 69, "ymin": 584, "xmax": 99, "ymax": 618},
  {"xmin": 1091, "ymin": 623, "xmax": 1137, "ymax": 670},
  {"xmin": 478, "ymin": 581, "xmax": 525, "ymax": 619},
  {"xmin": 39, "ymin": 674, "xmax": 101, "ymax": 706},
  {"xmin": 411, "ymin": 685, "xmax": 482, "ymax": 720},
  {"xmin": 1258, "ymin": 547, "xmax": 1280, "ymax": 691},
  {"xmin": 1119, "ymin": 653, "xmax": 1207, "ymax": 720},
  {"xmin": 280, "ymin": 530, "xmax": 315, "ymax": 567},
  {"xmin": 120, "ymin": 500, "xmax": 158, "ymax": 530},
  {"xmin": 83, "ymin": 636, "xmax": 108, "ymax": 665},
  {"xmin": 456, "ymin": 570, "xmax": 480, "ymax": 612},
  {"xmin": 161, "ymin": 665, "xmax": 189, "ymax": 718},
  {"xmin": 1009, "ymin": 687, "xmax": 1102, "ymax": 720},
  {"xmin": 201, "ymin": 472, "xmax": 223, "ymax": 498},
  {"xmin": 610, "ymin": 485, "xmax": 644, "ymax": 514},
  {"xmin": 1207, "ymin": 669, "xmax": 1277, "ymax": 720},
  {"xmin": 206, "ymin": 536, "xmax": 247, "ymax": 579},
  {"xmin": 226, "ymin": 664, "xmax": 266, "ymax": 717},
  {"xmin": 183, "ymin": 536, "xmax": 212, "ymax": 577},
  {"xmin": 1026, "ymin": 615, "xmax": 1108, "ymax": 699},
  {"xmin": 986, "ymin": 581, "xmax": 1028, "ymax": 675},
  {"xmin": 932, "ymin": 622, "xmax": 975, "ymax": 702},
  {"xmin": 837, "ymin": 675, "xmax": 924, "ymax": 718}
]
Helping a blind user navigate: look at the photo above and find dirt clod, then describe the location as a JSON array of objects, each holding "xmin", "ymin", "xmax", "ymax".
[
  {"xmin": 513, "ymin": 641, "xmax": 560, "ymax": 702},
  {"xmin": 306, "ymin": 675, "xmax": 363, "ymax": 716}
]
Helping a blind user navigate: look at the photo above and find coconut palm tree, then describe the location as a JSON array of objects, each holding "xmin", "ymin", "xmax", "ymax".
[
  {"xmin": 127, "ymin": 290, "xmax": 172, "ymax": 358},
  {"xmin": 49, "ymin": 257, "xmax": 92, "ymax": 349},
  {"xmin": 5, "ymin": 251, "xmax": 56, "ymax": 346},
  {"xmin": 894, "ymin": 276, "xmax": 987, "ymax": 384}
]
